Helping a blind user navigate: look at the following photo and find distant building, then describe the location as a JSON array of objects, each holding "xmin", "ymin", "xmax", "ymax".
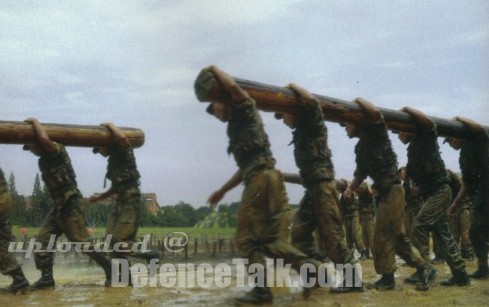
[{"xmin": 88, "ymin": 192, "xmax": 161, "ymax": 215}]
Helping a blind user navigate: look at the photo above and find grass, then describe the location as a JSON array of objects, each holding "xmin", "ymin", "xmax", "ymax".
[{"xmin": 10, "ymin": 226, "xmax": 236, "ymax": 238}]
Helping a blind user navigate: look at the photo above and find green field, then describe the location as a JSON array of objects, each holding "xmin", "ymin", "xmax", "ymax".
[{"xmin": 11, "ymin": 226, "xmax": 236, "ymax": 239}]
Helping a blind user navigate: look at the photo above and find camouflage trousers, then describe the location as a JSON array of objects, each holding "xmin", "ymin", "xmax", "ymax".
[
  {"xmin": 0, "ymin": 191, "xmax": 20, "ymax": 275},
  {"xmin": 410, "ymin": 184, "xmax": 465, "ymax": 273},
  {"xmin": 343, "ymin": 212, "xmax": 366, "ymax": 253},
  {"xmin": 469, "ymin": 192, "xmax": 489, "ymax": 267},
  {"xmin": 449, "ymin": 208, "xmax": 473, "ymax": 253},
  {"xmin": 360, "ymin": 213, "xmax": 375, "ymax": 255},
  {"xmin": 106, "ymin": 192, "xmax": 149, "ymax": 259},
  {"xmin": 235, "ymin": 168, "xmax": 312, "ymax": 271},
  {"xmin": 34, "ymin": 196, "xmax": 111, "ymax": 271},
  {"xmin": 292, "ymin": 179, "xmax": 355, "ymax": 265},
  {"xmin": 374, "ymin": 184, "xmax": 426, "ymax": 274},
  {"xmin": 403, "ymin": 203, "xmax": 422, "ymax": 237}
]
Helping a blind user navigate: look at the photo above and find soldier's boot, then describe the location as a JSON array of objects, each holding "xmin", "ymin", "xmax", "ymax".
[
  {"xmin": 415, "ymin": 264, "xmax": 437, "ymax": 291},
  {"xmin": 0, "ymin": 268, "xmax": 30, "ymax": 294},
  {"xmin": 359, "ymin": 250, "xmax": 368, "ymax": 261},
  {"xmin": 468, "ymin": 265, "xmax": 489, "ymax": 279},
  {"xmin": 235, "ymin": 286, "xmax": 272, "ymax": 304},
  {"xmin": 29, "ymin": 267, "xmax": 55, "ymax": 291},
  {"xmin": 301, "ymin": 259, "xmax": 322, "ymax": 300},
  {"xmin": 366, "ymin": 273, "xmax": 395, "ymax": 290},
  {"xmin": 440, "ymin": 269, "xmax": 471, "ymax": 286},
  {"xmin": 330, "ymin": 264, "xmax": 364, "ymax": 294},
  {"xmin": 404, "ymin": 268, "xmax": 423, "ymax": 285}
]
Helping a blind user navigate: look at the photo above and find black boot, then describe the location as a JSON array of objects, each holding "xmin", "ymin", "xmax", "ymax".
[
  {"xmin": 366, "ymin": 274, "xmax": 395, "ymax": 290},
  {"xmin": 330, "ymin": 264, "xmax": 364, "ymax": 294},
  {"xmin": 440, "ymin": 269, "xmax": 470, "ymax": 286},
  {"xmin": 29, "ymin": 267, "xmax": 55, "ymax": 291},
  {"xmin": 416, "ymin": 264, "xmax": 437, "ymax": 291},
  {"xmin": 0, "ymin": 268, "xmax": 30, "ymax": 294},
  {"xmin": 235, "ymin": 286, "xmax": 272, "ymax": 304},
  {"xmin": 469, "ymin": 265, "xmax": 489, "ymax": 279},
  {"xmin": 404, "ymin": 269, "xmax": 421, "ymax": 284}
]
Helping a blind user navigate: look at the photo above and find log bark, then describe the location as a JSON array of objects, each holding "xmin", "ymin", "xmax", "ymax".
[
  {"xmin": 194, "ymin": 69, "xmax": 488, "ymax": 139},
  {"xmin": 0, "ymin": 121, "xmax": 145, "ymax": 148}
]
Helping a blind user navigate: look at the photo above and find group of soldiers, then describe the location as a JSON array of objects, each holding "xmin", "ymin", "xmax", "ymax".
[
  {"xmin": 203, "ymin": 66, "xmax": 488, "ymax": 303},
  {"xmin": 0, "ymin": 119, "xmax": 160, "ymax": 294},
  {"xmin": 0, "ymin": 65, "xmax": 487, "ymax": 304}
]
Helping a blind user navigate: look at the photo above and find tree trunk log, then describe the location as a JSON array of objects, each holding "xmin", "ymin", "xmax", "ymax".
[
  {"xmin": 194, "ymin": 69, "xmax": 488, "ymax": 139},
  {"xmin": 0, "ymin": 121, "xmax": 145, "ymax": 148}
]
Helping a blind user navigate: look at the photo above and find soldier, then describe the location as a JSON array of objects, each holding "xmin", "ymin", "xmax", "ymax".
[
  {"xmin": 274, "ymin": 83, "xmax": 362, "ymax": 294},
  {"xmin": 396, "ymin": 107, "xmax": 469, "ymax": 287},
  {"xmin": 399, "ymin": 167, "xmax": 423, "ymax": 237},
  {"xmin": 446, "ymin": 169, "xmax": 475, "ymax": 261},
  {"xmin": 446, "ymin": 117, "xmax": 489, "ymax": 279},
  {"xmin": 23, "ymin": 118, "xmax": 112, "ymax": 291},
  {"xmin": 204, "ymin": 66, "xmax": 321, "ymax": 304},
  {"xmin": 356, "ymin": 182, "xmax": 375, "ymax": 260},
  {"xmin": 90, "ymin": 122, "xmax": 161, "ymax": 286},
  {"xmin": 336, "ymin": 179, "xmax": 368, "ymax": 261},
  {"xmin": 341, "ymin": 98, "xmax": 435, "ymax": 291},
  {"xmin": 0, "ymin": 168, "xmax": 29, "ymax": 294}
]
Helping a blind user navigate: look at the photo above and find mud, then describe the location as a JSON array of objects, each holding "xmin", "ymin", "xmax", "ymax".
[{"xmin": 0, "ymin": 256, "xmax": 487, "ymax": 306}]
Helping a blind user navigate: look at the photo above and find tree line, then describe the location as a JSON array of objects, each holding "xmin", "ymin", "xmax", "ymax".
[{"xmin": 7, "ymin": 172, "xmax": 240, "ymax": 228}]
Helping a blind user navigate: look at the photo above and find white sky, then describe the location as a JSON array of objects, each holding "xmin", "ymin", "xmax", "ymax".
[{"xmin": 1, "ymin": 1, "xmax": 488, "ymax": 207}]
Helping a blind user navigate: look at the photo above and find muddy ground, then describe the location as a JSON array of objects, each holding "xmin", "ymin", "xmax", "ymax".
[{"xmin": 0, "ymin": 255, "xmax": 487, "ymax": 306}]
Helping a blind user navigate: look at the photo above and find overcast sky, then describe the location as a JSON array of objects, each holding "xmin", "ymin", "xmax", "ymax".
[{"xmin": 1, "ymin": 1, "xmax": 488, "ymax": 208}]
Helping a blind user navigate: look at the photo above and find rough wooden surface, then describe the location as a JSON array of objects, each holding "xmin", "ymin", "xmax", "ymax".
[
  {"xmin": 194, "ymin": 69, "xmax": 488, "ymax": 139},
  {"xmin": 0, "ymin": 121, "xmax": 145, "ymax": 148}
]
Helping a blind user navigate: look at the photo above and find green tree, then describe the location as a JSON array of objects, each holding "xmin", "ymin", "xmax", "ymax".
[
  {"xmin": 174, "ymin": 202, "xmax": 197, "ymax": 227},
  {"xmin": 29, "ymin": 173, "xmax": 53, "ymax": 226},
  {"xmin": 7, "ymin": 172, "xmax": 28, "ymax": 225}
]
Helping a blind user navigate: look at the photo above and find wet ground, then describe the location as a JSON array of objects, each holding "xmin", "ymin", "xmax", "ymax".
[{"xmin": 0, "ymin": 255, "xmax": 487, "ymax": 306}]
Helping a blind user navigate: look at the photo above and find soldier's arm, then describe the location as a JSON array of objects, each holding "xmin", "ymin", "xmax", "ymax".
[
  {"xmin": 207, "ymin": 169, "xmax": 243, "ymax": 209},
  {"xmin": 353, "ymin": 98, "xmax": 382, "ymax": 123},
  {"xmin": 401, "ymin": 107, "xmax": 434, "ymax": 129},
  {"xmin": 454, "ymin": 116, "xmax": 486, "ymax": 135},
  {"xmin": 448, "ymin": 182, "xmax": 468, "ymax": 216},
  {"xmin": 89, "ymin": 187, "xmax": 116, "ymax": 203},
  {"xmin": 287, "ymin": 83, "xmax": 318, "ymax": 107},
  {"xmin": 344, "ymin": 176, "xmax": 363, "ymax": 202},
  {"xmin": 206, "ymin": 65, "xmax": 250, "ymax": 105},
  {"xmin": 101, "ymin": 122, "xmax": 131, "ymax": 149},
  {"xmin": 283, "ymin": 173, "xmax": 303, "ymax": 185},
  {"xmin": 24, "ymin": 118, "xmax": 58, "ymax": 154}
]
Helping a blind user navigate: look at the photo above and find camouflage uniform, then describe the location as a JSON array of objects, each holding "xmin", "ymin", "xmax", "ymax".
[
  {"xmin": 104, "ymin": 146, "xmax": 144, "ymax": 259},
  {"xmin": 459, "ymin": 132, "xmax": 489, "ymax": 270},
  {"xmin": 446, "ymin": 170, "xmax": 474, "ymax": 259},
  {"xmin": 407, "ymin": 126, "xmax": 466, "ymax": 276},
  {"xmin": 354, "ymin": 119, "xmax": 426, "ymax": 275},
  {"xmin": 357, "ymin": 187, "xmax": 375, "ymax": 257},
  {"xmin": 228, "ymin": 98, "xmax": 311, "ymax": 271},
  {"xmin": 339, "ymin": 194, "xmax": 366, "ymax": 255},
  {"xmin": 0, "ymin": 168, "xmax": 21, "ymax": 275},
  {"xmin": 402, "ymin": 177, "xmax": 423, "ymax": 236},
  {"xmin": 290, "ymin": 102, "xmax": 355, "ymax": 265},
  {"xmin": 34, "ymin": 144, "xmax": 111, "ymax": 272}
]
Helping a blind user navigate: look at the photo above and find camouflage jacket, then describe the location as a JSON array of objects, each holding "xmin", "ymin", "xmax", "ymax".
[
  {"xmin": 460, "ymin": 132, "xmax": 489, "ymax": 203},
  {"xmin": 339, "ymin": 194, "xmax": 359, "ymax": 219},
  {"xmin": 107, "ymin": 146, "xmax": 141, "ymax": 198},
  {"xmin": 292, "ymin": 102, "xmax": 335, "ymax": 188},
  {"xmin": 403, "ymin": 177, "xmax": 423, "ymax": 211},
  {"xmin": 354, "ymin": 119, "xmax": 399, "ymax": 193},
  {"xmin": 227, "ymin": 97, "xmax": 275, "ymax": 182},
  {"xmin": 406, "ymin": 126, "xmax": 448, "ymax": 196},
  {"xmin": 0, "ymin": 168, "xmax": 7, "ymax": 195},
  {"xmin": 357, "ymin": 192, "xmax": 375, "ymax": 216},
  {"xmin": 446, "ymin": 170, "xmax": 473, "ymax": 212},
  {"xmin": 39, "ymin": 143, "xmax": 80, "ymax": 207}
]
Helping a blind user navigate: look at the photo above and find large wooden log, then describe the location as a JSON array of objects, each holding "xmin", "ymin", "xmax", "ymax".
[
  {"xmin": 194, "ymin": 69, "xmax": 488, "ymax": 139},
  {"xmin": 0, "ymin": 121, "xmax": 145, "ymax": 148}
]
